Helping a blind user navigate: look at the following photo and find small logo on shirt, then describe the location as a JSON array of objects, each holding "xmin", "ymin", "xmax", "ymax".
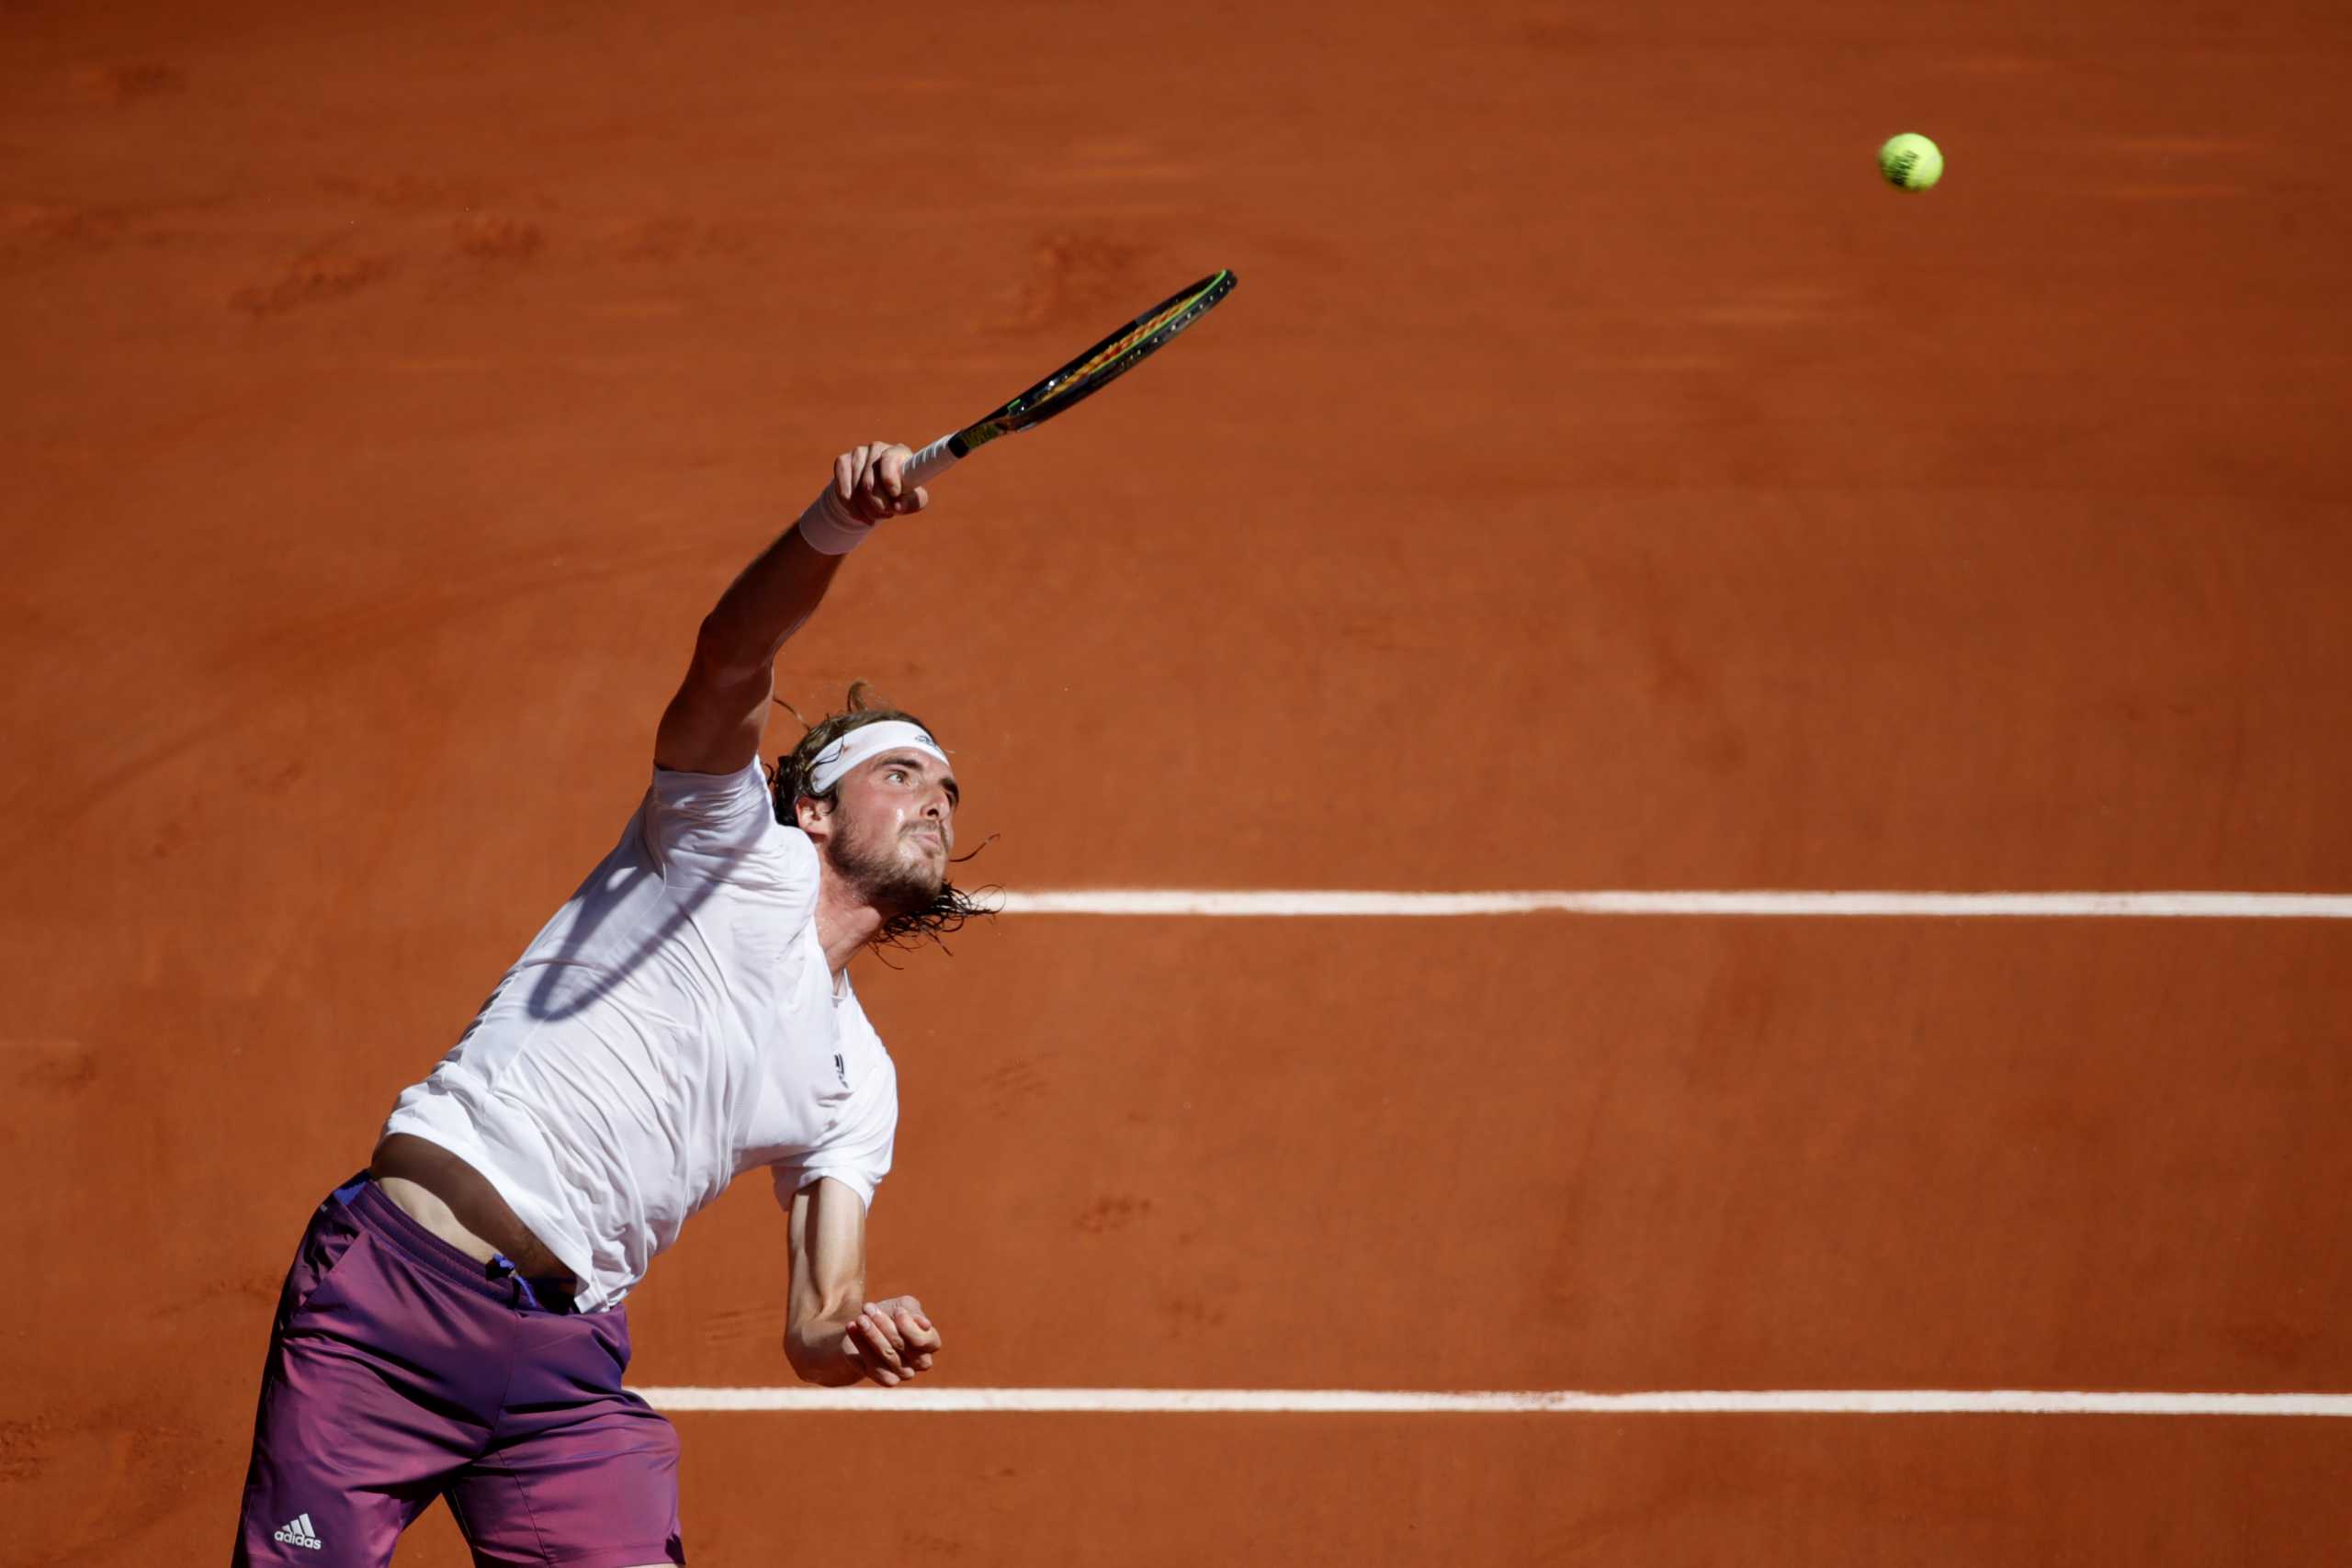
[
  {"xmin": 832, "ymin": 1053, "xmax": 848, "ymax": 1088},
  {"xmin": 273, "ymin": 1514, "xmax": 324, "ymax": 1551}
]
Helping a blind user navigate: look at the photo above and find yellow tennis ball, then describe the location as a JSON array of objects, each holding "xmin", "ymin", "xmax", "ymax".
[{"xmin": 1878, "ymin": 132, "xmax": 1943, "ymax": 191}]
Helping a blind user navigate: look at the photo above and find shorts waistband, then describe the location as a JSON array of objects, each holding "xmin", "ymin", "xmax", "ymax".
[{"xmin": 330, "ymin": 1172, "xmax": 581, "ymax": 1314}]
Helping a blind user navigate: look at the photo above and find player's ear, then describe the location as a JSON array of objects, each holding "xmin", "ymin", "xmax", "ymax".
[{"xmin": 795, "ymin": 795, "xmax": 832, "ymax": 837}]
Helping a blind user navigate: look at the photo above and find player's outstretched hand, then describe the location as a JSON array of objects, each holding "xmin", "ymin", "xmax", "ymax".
[
  {"xmin": 834, "ymin": 443, "xmax": 931, "ymax": 526},
  {"xmin": 845, "ymin": 1295, "xmax": 942, "ymax": 1388}
]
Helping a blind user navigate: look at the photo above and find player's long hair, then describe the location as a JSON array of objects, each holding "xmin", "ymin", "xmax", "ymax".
[{"xmin": 767, "ymin": 681, "xmax": 991, "ymax": 952}]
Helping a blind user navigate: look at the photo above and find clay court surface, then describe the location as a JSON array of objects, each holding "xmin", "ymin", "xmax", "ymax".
[{"xmin": 7, "ymin": 1, "xmax": 2352, "ymax": 1562}]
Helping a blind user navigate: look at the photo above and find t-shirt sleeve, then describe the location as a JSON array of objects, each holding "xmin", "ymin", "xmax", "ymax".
[
  {"xmin": 769, "ymin": 1053, "xmax": 899, "ymax": 1211},
  {"xmin": 643, "ymin": 757, "xmax": 812, "ymax": 890}
]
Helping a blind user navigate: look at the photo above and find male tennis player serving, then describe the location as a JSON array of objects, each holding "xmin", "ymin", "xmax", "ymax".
[{"xmin": 233, "ymin": 444, "xmax": 966, "ymax": 1568}]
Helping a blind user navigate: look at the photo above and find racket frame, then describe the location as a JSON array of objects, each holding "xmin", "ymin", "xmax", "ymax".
[{"xmin": 903, "ymin": 268, "xmax": 1236, "ymax": 485}]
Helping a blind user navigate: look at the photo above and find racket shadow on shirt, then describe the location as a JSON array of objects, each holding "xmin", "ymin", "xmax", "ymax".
[{"xmin": 514, "ymin": 858, "xmax": 712, "ymax": 1025}]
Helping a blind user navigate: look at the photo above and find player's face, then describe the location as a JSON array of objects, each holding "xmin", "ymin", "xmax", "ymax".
[{"xmin": 818, "ymin": 750, "xmax": 959, "ymax": 914}]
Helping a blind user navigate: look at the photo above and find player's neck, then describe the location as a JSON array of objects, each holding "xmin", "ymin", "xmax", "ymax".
[{"xmin": 812, "ymin": 869, "xmax": 887, "ymax": 977}]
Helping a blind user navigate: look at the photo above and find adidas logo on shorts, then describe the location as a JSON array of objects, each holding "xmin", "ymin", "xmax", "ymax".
[{"xmin": 273, "ymin": 1513, "xmax": 324, "ymax": 1551}]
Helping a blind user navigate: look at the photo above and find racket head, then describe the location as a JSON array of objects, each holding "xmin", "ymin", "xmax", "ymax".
[{"xmin": 953, "ymin": 269, "xmax": 1236, "ymax": 455}]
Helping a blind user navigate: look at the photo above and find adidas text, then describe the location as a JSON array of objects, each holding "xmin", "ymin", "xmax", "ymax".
[{"xmin": 273, "ymin": 1513, "xmax": 324, "ymax": 1551}]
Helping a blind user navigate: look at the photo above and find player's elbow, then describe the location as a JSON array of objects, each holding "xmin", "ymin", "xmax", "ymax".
[{"xmin": 692, "ymin": 615, "xmax": 771, "ymax": 683}]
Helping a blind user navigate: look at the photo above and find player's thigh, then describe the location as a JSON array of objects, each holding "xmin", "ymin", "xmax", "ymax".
[
  {"xmin": 445, "ymin": 1396, "xmax": 684, "ymax": 1568},
  {"xmin": 233, "ymin": 1270, "xmax": 464, "ymax": 1563}
]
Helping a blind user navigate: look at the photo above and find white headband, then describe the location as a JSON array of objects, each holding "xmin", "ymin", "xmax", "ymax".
[{"xmin": 806, "ymin": 719, "xmax": 951, "ymax": 796}]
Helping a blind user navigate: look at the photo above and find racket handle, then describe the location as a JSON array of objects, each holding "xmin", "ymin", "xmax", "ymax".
[{"xmin": 904, "ymin": 434, "xmax": 960, "ymax": 489}]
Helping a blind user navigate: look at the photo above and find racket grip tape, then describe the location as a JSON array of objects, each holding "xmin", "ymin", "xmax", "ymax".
[{"xmin": 903, "ymin": 434, "xmax": 960, "ymax": 489}]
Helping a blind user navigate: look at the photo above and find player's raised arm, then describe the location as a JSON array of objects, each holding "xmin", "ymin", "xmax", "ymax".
[{"xmin": 653, "ymin": 442, "xmax": 932, "ymax": 774}]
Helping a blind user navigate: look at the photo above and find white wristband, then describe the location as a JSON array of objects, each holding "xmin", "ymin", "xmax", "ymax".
[{"xmin": 794, "ymin": 484, "xmax": 874, "ymax": 556}]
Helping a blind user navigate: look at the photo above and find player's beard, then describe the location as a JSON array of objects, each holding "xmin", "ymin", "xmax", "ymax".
[{"xmin": 825, "ymin": 814, "xmax": 948, "ymax": 920}]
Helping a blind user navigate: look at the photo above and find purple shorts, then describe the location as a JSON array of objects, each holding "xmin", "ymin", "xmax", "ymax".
[{"xmin": 232, "ymin": 1174, "xmax": 684, "ymax": 1567}]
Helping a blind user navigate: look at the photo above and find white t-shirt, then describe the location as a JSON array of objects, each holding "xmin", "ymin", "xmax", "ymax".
[{"xmin": 381, "ymin": 757, "xmax": 898, "ymax": 1312}]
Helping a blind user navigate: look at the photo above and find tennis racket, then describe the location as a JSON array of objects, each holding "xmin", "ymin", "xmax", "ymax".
[{"xmin": 900, "ymin": 268, "xmax": 1237, "ymax": 489}]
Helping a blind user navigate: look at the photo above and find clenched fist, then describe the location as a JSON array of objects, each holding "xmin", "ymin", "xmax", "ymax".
[
  {"xmin": 844, "ymin": 1295, "xmax": 941, "ymax": 1388},
  {"xmin": 831, "ymin": 443, "xmax": 931, "ymax": 525}
]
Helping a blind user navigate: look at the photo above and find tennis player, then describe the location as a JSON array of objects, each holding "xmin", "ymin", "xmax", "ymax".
[{"xmin": 232, "ymin": 443, "xmax": 969, "ymax": 1567}]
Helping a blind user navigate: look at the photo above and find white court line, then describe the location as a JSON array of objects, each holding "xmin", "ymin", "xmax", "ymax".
[
  {"xmin": 637, "ymin": 1387, "xmax": 2352, "ymax": 1416},
  {"xmin": 639, "ymin": 902, "xmax": 2352, "ymax": 1422},
  {"xmin": 994, "ymin": 890, "xmax": 2352, "ymax": 919}
]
